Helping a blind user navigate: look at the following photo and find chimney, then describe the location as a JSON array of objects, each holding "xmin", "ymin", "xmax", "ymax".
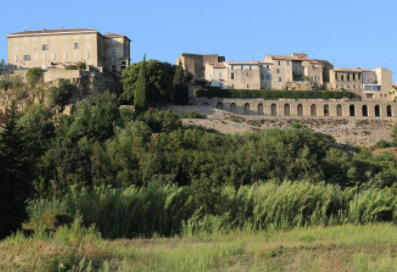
[
  {"xmin": 24, "ymin": 29, "xmax": 26, "ymax": 33},
  {"xmin": 61, "ymin": 27, "xmax": 63, "ymax": 31},
  {"xmin": 106, "ymin": 32, "xmax": 110, "ymax": 35},
  {"xmin": 43, "ymin": 28, "xmax": 46, "ymax": 31},
  {"xmin": 301, "ymin": 51, "xmax": 304, "ymax": 54}
]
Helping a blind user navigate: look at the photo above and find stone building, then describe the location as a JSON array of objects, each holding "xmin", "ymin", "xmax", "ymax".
[
  {"xmin": 7, "ymin": 28, "xmax": 131, "ymax": 73},
  {"xmin": 183, "ymin": 51, "xmax": 394, "ymax": 101}
]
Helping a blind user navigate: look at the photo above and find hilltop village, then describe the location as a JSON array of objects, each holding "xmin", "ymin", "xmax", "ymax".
[{"xmin": 1, "ymin": 27, "xmax": 397, "ymax": 146}]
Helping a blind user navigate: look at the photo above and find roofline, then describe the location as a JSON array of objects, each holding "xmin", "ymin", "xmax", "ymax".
[
  {"xmin": 7, "ymin": 30, "xmax": 99, "ymax": 38},
  {"xmin": 104, "ymin": 35, "xmax": 131, "ymax": 42}
]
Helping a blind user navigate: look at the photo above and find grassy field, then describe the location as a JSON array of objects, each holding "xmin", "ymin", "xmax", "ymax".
[{"xmin": 2, "ymin": 222, "xmax": 397, "ymax": 271}]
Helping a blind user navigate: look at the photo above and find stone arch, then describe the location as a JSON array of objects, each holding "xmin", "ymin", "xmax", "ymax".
[
  {"xmin": 257, "ymin": 103, "xmax": 264, "ymax": 115},
  {"xmin": 310, "ymin": 104, "xmax": 317, "ymax": 116},
  {"xmin": 297, "ymin": 104, "xmax": 303, "ymax": 116},
  {"xmin": 349, "ymin": 105, "xmax": 355, "ymax": 116},
  {"xmin": 336, "ymin": 104, "xmax": 342, "ymax": 116},
  {"xmin": 216, "ymin": 102, "xmax": 223, "ymax": 110},
  {"xmin": 284, "ymin": 104, "xmax": 291, "ymax": 116},
  {"xmin": 230, "ymin": 103, "xmax": 236, "ymax": 113},
  {"xmin": 387, "ymin": 105, "xmax": 392, "ymax": 117},
  {"xmin": 271, "ymin": 104, "xmax": 277, "ymax": 116},
  {"xmin": 375, "ymin": 105, "xmax": 380, "ymax": 117},
  {"xmin": 324, "ymin": 104, "xmax": 329, "ymax": 116},
  {"xmin": 362, "ymin": 105, "xmax": 368, "ymax": 116},
  {"xmin": 244, "ymin": 103, "xmax": 250, "ymax": 115}
]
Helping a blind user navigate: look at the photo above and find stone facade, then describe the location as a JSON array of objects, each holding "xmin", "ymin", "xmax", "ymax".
[{"xmin": 7, "ymin": 28, "xmax": 131, "ymax": 73}]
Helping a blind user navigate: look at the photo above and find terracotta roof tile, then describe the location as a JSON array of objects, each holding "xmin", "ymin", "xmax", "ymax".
[{"xmin": 271, "ymin": 55, "xmax": 312, "ymax": 61}]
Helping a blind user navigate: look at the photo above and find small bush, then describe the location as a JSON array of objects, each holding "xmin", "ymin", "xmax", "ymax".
[
  {"xmin": 48, "ymin": 80, "xmax": 73, "ymax": 107},
  {"xmin": 181, "ymin": 110, "xmax": 205, "ymax": 119},
  {"xmin": 291, "ymin": 122, "xmax": 303, "ymax": 129},
  {"xmin": 22, "ymin": 210, "xmax": 73, "ymax": 232},
  {"xmin": 15, "ymin": 88, "xmax": 28, "ymax": 100},
  {"xmin": 194, "ymin": 88, "xmax": 355, "ymax": 100},
  {"xmin": 77, "ymin": 61, "xmax": 87, "ymax": 70},
  {"xmin": 26, "ymin": 67, "xmax": 42, "ymax": 88},
  {"xmin": 65, "ymin": 65, "xmax": 78, "ymax": 70},
  {"xmin": 230, "ymin": 117, "xmax": 241, "ymax": 123},
  {"xmin": 377, "ymin": 139, "xmax": 390, "ymax": 149}
]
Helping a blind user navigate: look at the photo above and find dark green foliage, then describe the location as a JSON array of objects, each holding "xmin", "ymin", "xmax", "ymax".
[
  {"xmin": 26, "ymin": 67, "xmax": 42, "ymax": 88},
  {"xmin": 194, "ymin": 88, "xmax": 355, "ymax": 99},
  {"xmin": 65, "ymin": 65, "xmax": 78, "ymax": 70},
  {"xmin": 48, "ymin": 80, "xmax": 73, "ymax": 107},
  {"xmin": 121, "ymin": 58, "xmax": 175, "ymax": 107},
  {"xmin": 377, "ymin": 139, "xmax": 390, "ymax": 149},
  {"xmin": 291, "ymin": 122, "xmax": 304, "ymax": 129},
  {"xmin": 0, "ymin": 100, "xmax": 31, "ymax": 238},
  {"xmin": 22, "ymin": 210, "xmax": 73, "ymax": 231},
  {"xmin": 0, "ymin": 58, "xmax": 7, "ymax": 73},
  {"xmin": 77, "ymin": 61, "xmax": 87, "ymax": 70},
  {"xmin": 181, "ymin": 110, "xmax": 205, "ymax": 119},
  {"xmin": 133, "ymin": 54, "xmax": 147, "ymax": 112},
  {"xmin": 173, "ymin": 61, "xmax": 190, "ymax": 105}
]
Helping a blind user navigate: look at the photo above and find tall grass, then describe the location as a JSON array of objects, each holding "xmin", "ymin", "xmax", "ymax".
[{"xmin": 26, "ymin": 181, "xmax": 397, "ymax": 239}]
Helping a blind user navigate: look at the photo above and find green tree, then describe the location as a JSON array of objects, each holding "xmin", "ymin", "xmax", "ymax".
[
  {"xmin": 134, "ymin": 54, "xmax": 147, "ymax": 112},
  {"xmin": 48, "ymin": 80, "xmax": 73, "ymax": 108},
  {"xmin": 0, "ymin": 100, "xmax": 31, "ymax": 238},
  {"xmin": 26, "ymin": 67, "xmax": 42, "ymax": 88},
  {"xmin": 121, "ymin": 58, "xmax": 175, "ymax": 107},
  {"xmin": 174, "ymin": 60, "xmax": 190, "ymax": 105},
  {"xmin": 77, "ymin": 61, "xmax": 87, "ymax": 70},
  {"xmin": 0, "ymin": 58, "xmax": 7, "ymax": 74}
]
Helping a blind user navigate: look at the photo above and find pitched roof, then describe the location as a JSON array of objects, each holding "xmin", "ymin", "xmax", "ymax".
[
  {"xmin": 271, "ymin": 55, "xmax": 312, "ymax": 61},
  {"xmin": 333, "ymin": 68, "xmax": 374, "ymax": 72},
  {"xmin": 105, "ymin": 33, "xmax": 131, "ymax": 41},
  {"xmin": 209, "ymin": 63, "xmax": 226, "ymax": 68},
  {"xmin": 8, "ymin": 28, "xmax": 97, "ymax": 36}
]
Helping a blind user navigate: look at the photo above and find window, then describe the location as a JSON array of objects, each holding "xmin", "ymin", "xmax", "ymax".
[
  {"xmin": 75, "ymin": 52, "xmax": 79, "ymax": 59},
  {"xmin": 42, "ymin": 44, "xmax": 48, "ymax": 50},
  {"xmin": 278, "ymin": 77, "xmax": 282, "ymax": 82},
  {"xmin": 111, "ymin": 40, "xmax": 116, "ymax": 44},
  {"xmin": 219, "ymin": 72, "xmax": 222, "ymax": 78},
  {"xmin": 286, "ymin": 61, "xmax": 290, "ymax": 65},
  {"xmin": 231, "ymin": 73, "xmax": 234, "ymax": 79},
  {"xmin": 15, "ymin": 55, "xmax": 19, "ymax": 62},
  {"xmin": 277, "ymin": 60, "xmax": 281, "ymax": 65},
  {"xmin": 359, "ymin": 84, "xmax": 361, "ymax": 89},
  {"xmin": 13, "ymin": 46, "xmax": 19, "ymax": 52},
  {"xmin": 342, "ymin": 84, "xmax": 344, "ymax": 88},
  {"xmin": 43, "ymin": 54, "xmax": 47, "ymax": 60},
  {"xmin": 86, "ymin": 43, "xmax": 91, "ymax": 49},
  {"xmin": 52, "ymin": 44, "xmax": 57, "ymax": 50},
  {"xmin": 34, "ymin": 45, "xmax": 37, "ymax": 52},
  {"xmin": 353, "ymin": 84, "xmax": 356, "ymax": 88},
  {"xmin": 267, "ymin": 65, "xmax": 270, "ymax": 69},
  {"xmin": 335, "ymin": 73, "xmax": 338, "ymax": 80},
  {"xmin": 111, "ymin": 49, "xmax": 117, "ymax": 54},
  {"xmin": 385, "ymin": 94, "xmax": 387, "ymax": 98},
  {"xmin": 24, "ymin": 46, "xmax": 29, "ymax": 52},
  {"xmin": 380, "ymin": 94, "xmax": 383, "ymax": 97},
  {"xmin": 353, "ymin": 74, "xmax": 356, "ymax": 80},
  {"xmin": 287, "ymin": 70, "xmax": 290, "ymax": 73},
  {"xmin": 34, "ymin": 54, "xmax": 38, "ymax": 60},
  {"xmin": 110, "ymin": 56, "xmax": 116, "ymax": 62},
  {"xmin": 241, "ymin": 65, "xmax": 244, "ymax": 70},
  {"xmin": 209, "ymin": 73, "xmax": 211, "ymax": 78},
  {"xmin": 261, "ymin": 74, "xmax": 265, "ymax": 80},
  {"xmin": 51, "ymin": 53, "xmax": 56, "ymax": 60},
  {"xmin": 64, "ymin": 53, "xmax": 68, "ymax": 60},
  {"xmin": 276, "ymin": 69, "xmax": 280, "ymax": 74},
  {"xmin": 231, "ymin": 84, "xmax": 234, "ymax": 88},
  {"xmin": 85, "ymin": 35, "xmax": 91, "ymax": 40},
  {"xmin": 247, "ymin": 85, "xmax": 249, "ymax": 88},
  {"xmin": 74, "ymin": 43, "xmax": 80, "ymax": 49},
  {"xmin": 266, "ymin": 75, "xmax": 271, "ymax": 80},
  {"xmin": 265, "ymin": 83, "xmax": 268, "ymax": 87},
  {"xmin": 219, "ymin": 82, "xmax": 223, "ymax": 88},
  {"xmin": 86, "ymin": 52, "xmax": 90, "ymax": 59},
  {"xmin": 347, "ymin": 84, "xmax": 350, "ymax": 88},
  {"xmin": 64, "ymin": 44, "xmax": 68, "ymax": 50},
  {"xmin": 249, "ymin": 65, "xmax": 252, "ymax": 70},
  {"xmin": 231, "ymin": 65, "xmax": 234, "ymax": 70},
  {"xmin": 347, "ymin": 74, "xmax": 350, "ymax": 81},
  {"xmin": 364, "ymin": 86, "xmax": 382, "ymax": 91},
  {"xmin": 336, "ymin": 84, "xmax": 339, "ymax": 88}
]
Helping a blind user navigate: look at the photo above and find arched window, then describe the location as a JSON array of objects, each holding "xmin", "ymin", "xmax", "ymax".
[
  {"xmin": 387, "ymin": 105, "xmax": 392, "ymax": 117},
  {"xmin": 311, "ymin": 104, "xmax": 317, "ymax": 116},
  {"xmin": 324, "ymin": 104, "xmax": 329, "ymax": 116},
  {"xmin": 284, "ymin": 104, "xmax": 290, "ymax": 116},
  {"xmin": 375, "ymin": 105, "xmax": 380, "ymax": 117},
  {"xmin": 362, "ymin": 105, "xmax": 368, "ymax": 116},
  {"xmin": 230, "ymin": 103, "xmax": 236, "ymax": 113},
  {"xmin": 271, "ymin": 104, "xmax": 277, "ymax": 116},
  {"xmin": 257, "ymin": 103, "xmax": 264, "ymax": 115},
  {"xmin": 216, "ymin": 102, "xmax": 223, "ymax": 110},
  {"xmin": 244, "ymin": 103, "xmax": 250, "ymax": 115},
  {"xmin": 349, "ymin": 105, "xmax": 355, "ymax": 116},
  {"xmin": 297, "ymin": 104, "xmax": 303, "ymax": 116},
  {"xmin": 336, "ymin": 104, "xmax": 342, "ymax": 116}
]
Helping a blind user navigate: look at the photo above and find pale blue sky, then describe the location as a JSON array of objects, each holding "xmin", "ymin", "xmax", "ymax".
[{"xmin": 1, "ymin": 0, "xmax": 396, "ymax": 81}]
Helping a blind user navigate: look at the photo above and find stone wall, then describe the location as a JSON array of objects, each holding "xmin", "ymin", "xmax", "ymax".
[{"xmin": 193, "ymin": 98, "xmax": 397, "ymax": 118}]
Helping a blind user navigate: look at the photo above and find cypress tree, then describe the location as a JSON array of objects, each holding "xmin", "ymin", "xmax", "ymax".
[
  {"xmin": 0, "ymin": 100, "xmax": 31, "ymax": 238},
  {"xmin": 174, "ymin": 60, "xmax": 189, "ymax": 105},
  {"xmin": 134, "ymin": 54, "xmax": 147, "ymax": 113}
]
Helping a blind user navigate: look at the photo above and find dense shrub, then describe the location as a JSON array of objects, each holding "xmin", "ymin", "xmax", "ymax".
[
  {"xmin": 194, "ymin": 88, "xmax": 355, "ymax": 99},
  {"xmin": 65, "ymin": 65, "xmax": 78, "ymax": 70},
  {"xmin": 77, "ymin": 61, "xmax": 87, "ymax": 70},
  {"xmin": 26, "ymin": 67, "xmax": 42, "ymax": 88},
  {"xmin": 181, "ymin": 110, "xmax": 205, "ymax": 119},
  {"xmin": 48, "ymin": 80, "xmax": 73, "ymax": 107}
]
